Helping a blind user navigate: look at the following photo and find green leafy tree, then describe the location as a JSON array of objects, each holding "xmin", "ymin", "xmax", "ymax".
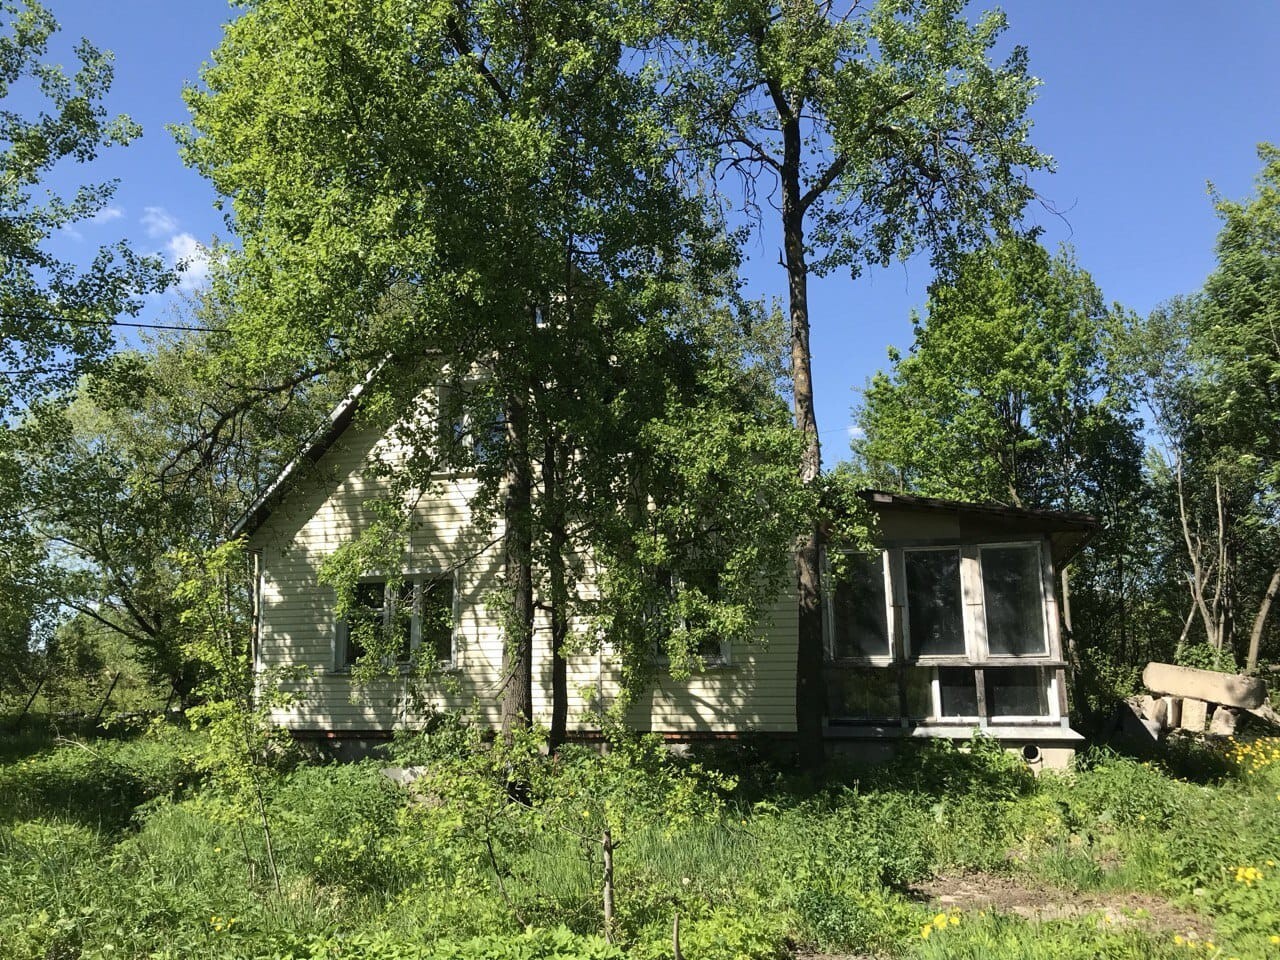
[
  {"xmin": 853, "ymin": 239, "xmax": 1147, "ymax": 682},
  {"xmin": 1118, "ymin": 148, "xmax": 1280, "ymax": 670},
  {"xmin": 17, "ymin": 318, "xmax": 349, "ymax": 706},
  {"xmin": 659, "ymin": 0, "xmax": 1051, "ymax": 762},
  {"xmin": 184, "ymin": 0, "xmax": 806, "ymax": 744},
  {"xmin": 0, "ymin": 0, "xmax": 168, "ymax": 692}
]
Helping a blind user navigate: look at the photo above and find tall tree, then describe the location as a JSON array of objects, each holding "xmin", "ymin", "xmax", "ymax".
[
  {"xmin": 0, "ymin": 0, "xmax": 167, "ymax": 690},
  {"xmin": 183, "ymin": 0, "xmax": 803, "ymax": 741},
  {"xmin": 1119, "ymin": 146, "xmax": 1280, "ymax": 670},
  {"xmin": 662, "ymin": 0, "xmax": 1050, "ymax": 763}
]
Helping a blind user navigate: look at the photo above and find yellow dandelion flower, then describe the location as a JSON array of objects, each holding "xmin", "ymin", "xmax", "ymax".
[{"xmin": 921, "ymin": 925, "xmax": 931, "ymax": 940}]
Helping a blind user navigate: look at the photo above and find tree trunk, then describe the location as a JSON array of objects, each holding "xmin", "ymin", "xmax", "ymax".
[
  {"xmin": 780, "ymin": 109, "xmax": 825, "ymax": 770},
  {"xmin": 501, "ymin": 389, "xmax": 535, "ymax": 742},
  {"xmin": 1247, "ymin": 567, "xmax": 1280, "ymax": 672},
  {"xmin": 545, "ymin": 434, "xmax": 569, "ymax": 751},
  {"xmin": 601, "ymin": 828, "xmax": 615, "ymax": 942}
]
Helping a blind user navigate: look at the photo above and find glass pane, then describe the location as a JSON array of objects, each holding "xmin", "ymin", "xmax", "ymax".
[
  {"xmin": 826, "ymin": 667, "xmax": 899, "ymax": 719},
  {"xmin": 905, "ymin": 550, "xmax": 964, "ymax": 656},
  {"xmin": 904, "ymin": 668, "xmax": 933, "ymax": 719},
  {"xmin": 344, "ymin": 580, "xmax": 386, "ymax": 665},
  {"xmin": 938, "ymin": 667, "xmax": 978, "ymax": 718},
  {"xmin": 830, "ymin": 554, "xmax": 890, "ymax": 658},
  {"xmin": 984, "ymin": 667, "xmax": 1050, "ymax": 717},
  {"xmin": 982, "ymin": 546, "xmax": 1047, "ymax": 656},
  {"xmin": 420, "ymin": 578, "xmax": 454, "ymax": 662}
]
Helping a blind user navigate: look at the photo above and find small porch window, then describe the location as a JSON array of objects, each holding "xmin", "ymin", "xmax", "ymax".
[{"xmin": 903, "ymin": 548, "xmax": 964, "ymax": 656}]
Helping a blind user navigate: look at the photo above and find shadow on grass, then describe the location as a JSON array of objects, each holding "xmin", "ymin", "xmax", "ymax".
[{"xmin": 0, "ymin": 715, "xmax": 195, "ymax": 833}]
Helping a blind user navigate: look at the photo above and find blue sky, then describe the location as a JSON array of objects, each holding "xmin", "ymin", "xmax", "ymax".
[{"xmin": 25, "ymin": 1, "xmax": 1280, "ymax": 465}]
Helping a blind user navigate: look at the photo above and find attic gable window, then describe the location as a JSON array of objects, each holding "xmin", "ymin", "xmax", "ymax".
[
  {"xmin": 437, "ymin": 385, "xmax": 505, "ymax": 470},
  {"xmin": 337, "ymin": 574, "xmax": 456, "ymax": 670}
]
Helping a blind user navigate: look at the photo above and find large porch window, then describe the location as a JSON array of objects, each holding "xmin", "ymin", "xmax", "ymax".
[{"xmin": 825, "ymin": 541, "xmax": 1061, "ymax": 725}]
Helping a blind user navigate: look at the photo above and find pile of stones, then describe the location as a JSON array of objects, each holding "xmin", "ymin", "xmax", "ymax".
[{"xmin": 1122, "ymin": 662, "xmax": 1273, "ymax": 743}]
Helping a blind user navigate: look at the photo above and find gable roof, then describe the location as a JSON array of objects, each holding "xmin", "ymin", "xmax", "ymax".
[{"xmin": 230, "ymin": 360, "xmax": 385, "ymax": 541}]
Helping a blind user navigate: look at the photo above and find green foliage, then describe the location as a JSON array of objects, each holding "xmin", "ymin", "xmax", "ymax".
[
  {"xmin": 274, "ymin": 927, "xmax": 624, "ymax": 960},
  {"xmin": 0, "ymin": 0, "xmax": 169, "ymax": 694},
  {"xmin": 905, "ymin": 912, "xmax": 1185, "ymax": 960},
  {"xmin": 8, "ymin": 726, "xmax": 1280, "ymax": 959}
]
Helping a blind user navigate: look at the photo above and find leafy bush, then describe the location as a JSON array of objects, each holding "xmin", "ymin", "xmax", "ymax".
[
  {"xmin": 0, "ymin": 733, "xmax": 194, "ymax": 829},
  {"xmin": 273, "ymin": 926, "xmax": 623, "ymax": 960}
]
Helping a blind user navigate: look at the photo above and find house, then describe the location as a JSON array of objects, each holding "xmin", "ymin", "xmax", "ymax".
[{"xmin": 234, "ymin": 383, "xmax": 1095, "ymax": 768}]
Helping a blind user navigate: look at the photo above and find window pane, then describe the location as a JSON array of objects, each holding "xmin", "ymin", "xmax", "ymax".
[
  {"xmin": 831, "ymin": 554, "xmax": 890, "ymax": 658},
  {"xmin": 904, "ymin": 668, "xmax": 933, "ymax": 719},
  {"xmin": 420, "ymin": 578, "xmax": 454, "ymax": 662},
  {"xmin": 344, "ymin": 581, "xmax": 386, "ymax": 665},
  {"xmin": 826, "ymin": 667, "xmax": 899, "ymax": 719},
  {"xmin": 938, "ymin": 667, "xmax": 978, "ymax": 718},
  {"xmin": 984, "ymin": 667, "xmax": 1050, "ymax": 717},
  {"xmin": 905, "ymin": 550, "xmax": 964, "ymax": 656},
  {"xmin": 982, "ymin": 546, "xmax": 1047, "ymax": 656}
]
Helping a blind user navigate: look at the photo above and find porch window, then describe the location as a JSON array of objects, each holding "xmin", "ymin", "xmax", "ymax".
[
  {"xmin": 903, "ymin": 549, "xmax": 964, "ymax": 656},
  {"xmin": 981, "ymin": 545, "xmax": 1047, "ymax": 656},
  {"xmin": 984, "ymin": 666, "xmax": 1051, "ymax": 718},
  {"xmin": 826, "ymin": 541, "xmax": 1059, "ymax": 725},
  {"xmin": 829, "ymin": 554, "xmax": 890, "ymax": 659}
]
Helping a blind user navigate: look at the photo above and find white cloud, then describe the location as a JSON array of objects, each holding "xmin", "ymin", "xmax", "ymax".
[
  {"xmin": 90, "ymin": 205, "xmax": 124, "ymax": 224},
  {"xmin": 141, "ymin": 206, "xmax": 179, "ymax": 238},
  {"xmin": 847, "ymin": 425, "xmax": 865, "ymax": 442},
  {"xmin": 167, "ymin": 232, "xmax": 211, "ymax": 291}
]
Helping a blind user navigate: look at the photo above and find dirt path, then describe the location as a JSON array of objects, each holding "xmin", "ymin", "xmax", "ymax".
[
  {"xmin": 797, "ymin": 871, "xmax": 1210, "ymax": 960},
  {"xmin": 914, "ymin": 871, "xmax": 1208, "ymax": 937}
]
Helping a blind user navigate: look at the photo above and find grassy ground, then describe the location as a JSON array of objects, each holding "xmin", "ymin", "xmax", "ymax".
[{"xmin": 2, "ymin": 717, "xmax": 1280, "ymax": 960}]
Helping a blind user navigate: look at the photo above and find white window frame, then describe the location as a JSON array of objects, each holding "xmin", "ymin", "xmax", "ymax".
[
  {"xmin": 651, "ymin": 571, "xmax": 732, "ymax": 670},
  {"xmin": 335, "ymin": 571, "xmax": 460, "ymax": 672},
  {"xmin": 823, "ymin": 549, "xmax": 895, "ymax": 665},
  {"xmin": 898, "ymin": 546, "xmax": 967, "ymax": 661},
  {"xmin": 976, "ymin": 542, "xmax": 1051, "ymax": 660},
  {"xmin": 826, "ymin": 538, "xmax": 1061, "ymax": 724},
  {"xmin": 436, "ymin": 383, "xmax": 504, "ymax": 473}
]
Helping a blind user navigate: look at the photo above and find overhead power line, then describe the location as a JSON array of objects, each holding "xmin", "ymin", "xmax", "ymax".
[{"xmin": 1, "ymin": 311, "xmax": 227, "ymax": 334}]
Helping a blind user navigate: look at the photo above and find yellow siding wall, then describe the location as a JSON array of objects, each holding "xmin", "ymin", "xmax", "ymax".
[{"xmin": 250, "ymin": 415, "xmax": 800, "ymax": 735}]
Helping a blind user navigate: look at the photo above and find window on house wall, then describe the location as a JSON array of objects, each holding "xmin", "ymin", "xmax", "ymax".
[
  {"xmin": 338, "ymin": 575, "xmax": 456, "ymax": 669},
  {"xmin": 981, "ymin": 545, "xmax": 1047, "ymax": 656},
  {"xmin": 652, "ymin": 566, "xmax": 730, "ymax": 667},
  {"xmin": 825, "ymin": 541, "xmax": 1058, "ymax": 724},
  {"xmin": 438, "ymin": 385, "xmax": 505, "ymax": 470},
  {"xmin": 829, "ymin": 554, "xmax": 890, "ymax": 659},
  {"xmin": 417, "ymin": 576, "xmax": 455, "ymax": 663},
  {"xmin": 904, "ymin": 549, "xmax": 964, "ymax": 656}
]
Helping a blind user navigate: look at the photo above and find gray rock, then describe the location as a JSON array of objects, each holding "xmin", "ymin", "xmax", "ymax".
[
  {"xmin": 380, "ymin": 765, "xmax": 427, "ymax": 786},
  {"xmin": 1143, "ymin": 662, "xmax": 1267, "ymax": 710},
  {"xmin": 1179, "ymin": 697, "xmax": 1208, "ymax": 734},
  {"xmin": 1208, "ymin": 705, "xmax": 1240, "ymax": 737}
]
